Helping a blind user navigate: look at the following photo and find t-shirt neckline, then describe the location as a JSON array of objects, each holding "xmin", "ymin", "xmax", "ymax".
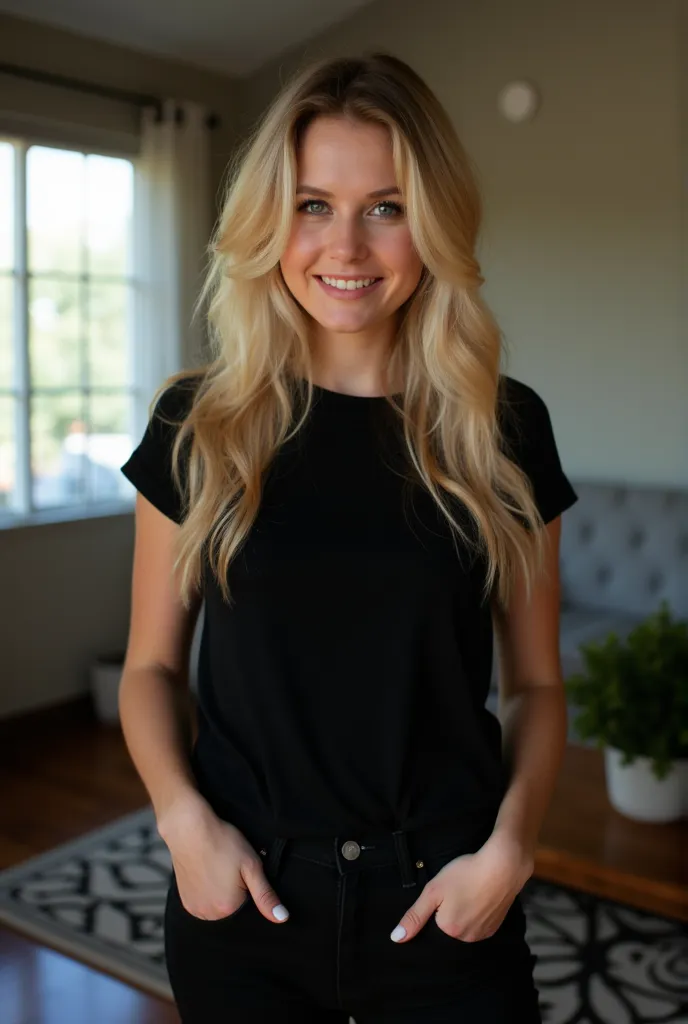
[{"xmin": 301, "ymin": 379, "xmax": 404, "ymax": 401}]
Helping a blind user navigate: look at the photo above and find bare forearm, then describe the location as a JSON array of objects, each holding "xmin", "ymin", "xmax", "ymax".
[
  {"xmin": 118, "ymin": 666, "xmax": 205, "ymax": 831},
  {"xmin": 491, "ymin": 686, "xmax": 568, "ymax": 859}
]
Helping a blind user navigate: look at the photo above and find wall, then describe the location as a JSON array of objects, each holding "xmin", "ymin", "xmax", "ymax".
[
  {"xmin": 236, "ymin": 0, "xmax": 687, "ymax": 487},
  {"xmin": 0, "ymin": 13, "xmax": 239, "ymax": 718}
]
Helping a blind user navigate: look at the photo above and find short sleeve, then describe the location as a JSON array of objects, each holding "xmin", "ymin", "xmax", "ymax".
[
  {"xmin": 120, "ymin": 375, "xmax": 199, "ymax": 523},
  {"xmin": 498, "ymin": 375, "xmax": 579, "ymax": 525}
]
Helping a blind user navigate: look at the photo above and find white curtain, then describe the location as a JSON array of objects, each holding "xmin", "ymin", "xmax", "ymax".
[{"xmin": 133, "ymin": 98, "xmax": 212, "ymax": 401}]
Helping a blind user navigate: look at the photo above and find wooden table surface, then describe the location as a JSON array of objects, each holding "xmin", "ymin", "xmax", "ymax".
[{"xmin": 535, "ymin": 742, "xmax": 687, "ymax": 920}]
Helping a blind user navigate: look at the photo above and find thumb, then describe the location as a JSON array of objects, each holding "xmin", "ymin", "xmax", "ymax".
[
  {"xmin": 390, "ymin": 887, "xmax": 437, "ymax": 943},
  {"xmin": 243, "ymin": 860, "xmax": 290, "ymax": 924}
]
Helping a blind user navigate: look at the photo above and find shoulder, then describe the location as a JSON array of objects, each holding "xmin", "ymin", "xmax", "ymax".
[
  {"xmin": 120, "ymin": 371, "xmax": 204, "ymax": 524},
  {"xmin": 497, "ymin": 374, "xmax": 549, "ymax": 426},
  {"xmin": 151, "ymin": 372, "xmax": 203, "ymax": 427},
  {"xmin": 496, "ymin": 373, "xmax": 579, "ymax": 524},
  {"xmin": 497, "ymin": 374, "xmax": 556, "ymax": 452},
  {"xmin": 144, "ymin": 372, "xmax": 204, "ymax": 454}
]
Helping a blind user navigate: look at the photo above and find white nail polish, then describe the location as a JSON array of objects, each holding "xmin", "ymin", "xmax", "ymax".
[
  {"xmin": 272, "ymin": 904, "xmax": 289, "ymax": 921},
  {"xmin": 390, "ymin": 925, "xmax": 406, "ymax": 942}
]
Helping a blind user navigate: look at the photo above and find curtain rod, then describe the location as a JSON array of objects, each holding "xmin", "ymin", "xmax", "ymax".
[{"xmin": 0, "ymin": 61, "xmax": 221, "ymax": 129}]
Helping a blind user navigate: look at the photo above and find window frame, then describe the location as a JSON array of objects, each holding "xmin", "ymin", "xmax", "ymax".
[{"xmin": 0, "ymin": 131, "xmax": 143, "ymax": 530}]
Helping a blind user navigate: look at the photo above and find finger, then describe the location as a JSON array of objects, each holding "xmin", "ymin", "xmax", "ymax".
[
  {"xmin": 242, "ymin": 858, "xmax": 290, "ymax": 923},
  {"xmin": 390, "ymin": 886, "xmax": 438, "ymax": 942}
]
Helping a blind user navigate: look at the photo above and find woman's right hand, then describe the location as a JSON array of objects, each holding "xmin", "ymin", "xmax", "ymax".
[{"xmin": 157, "ymin": 791, "xmax": 290, "ymax": 924}]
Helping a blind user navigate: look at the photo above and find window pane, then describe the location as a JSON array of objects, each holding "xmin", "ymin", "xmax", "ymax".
[
  {"xmin": 27, "ymin": 147, "xmax": 84, "ymax": 274},
  {"xmin": 89, "ymin": 282, "xmax": 130, "ymax": 387},
  {"xmin": 29, "ymin": 278, "xmax": 81, "ymax": 388},
  {"xmin": 31, "ymin": 391, "xmax": 85, "ymax": 509},
  {"xmin": 0, "ymin": 275, "xmax": 12, "ymax": 388},
  {"xmin": 0, "ymin": 395, "xmax": 16, "ymax": 511},
  {"xmin": 0, "ymin": 143, "xmax": 13, "ymax": 271},
  {"xmin": 86, "ymin": 155, "xmax": 133, "ymax": 277},
  {"xmin": 89, "ymin": 391, "xmax": 132, "ymax": 502}
]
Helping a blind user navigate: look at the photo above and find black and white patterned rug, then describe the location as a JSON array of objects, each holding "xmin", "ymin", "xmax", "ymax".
[{"xmin": 0, "ymin": 807, "xmax": 686, "ymax": 1022}]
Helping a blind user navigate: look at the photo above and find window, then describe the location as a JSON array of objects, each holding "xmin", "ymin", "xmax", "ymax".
[{"xmin": 0, "ymin": 137, "xmax": 139, "ymax": 525}]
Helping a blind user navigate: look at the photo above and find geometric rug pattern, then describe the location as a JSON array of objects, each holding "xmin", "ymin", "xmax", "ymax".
[{"xmin": 0, "ymin": 807, "xmax": 686, "ymax": 1022}]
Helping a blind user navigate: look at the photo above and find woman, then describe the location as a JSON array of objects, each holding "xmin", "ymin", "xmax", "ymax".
[{"xmin": 120, "ymin": 52, "xmax": 577, "ymax": 1023}]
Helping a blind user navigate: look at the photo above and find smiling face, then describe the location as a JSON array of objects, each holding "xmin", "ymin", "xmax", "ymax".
[{"xmin": 279, "ymin": 115, "xmax": 424, "ymax": 348}]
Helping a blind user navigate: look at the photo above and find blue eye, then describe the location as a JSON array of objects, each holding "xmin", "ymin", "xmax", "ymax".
[
  {"xmin": 372, "ymin": 201, "xmax": 404, "ymax": 217},
  {"xmin": 297, "ymin": 199, "xmax": 328, "ymax": 215}
]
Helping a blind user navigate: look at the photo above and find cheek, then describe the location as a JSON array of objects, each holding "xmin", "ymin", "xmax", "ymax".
[
  {"xmin": 378, "ymin": 230, "xmax": 423, "ymax": 283},
  {"xmin": 281, "ymin": 226, "xmax": 320, "ymax": 280}
]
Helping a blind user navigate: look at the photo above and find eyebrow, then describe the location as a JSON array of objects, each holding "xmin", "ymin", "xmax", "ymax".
[{"xmin": 295, "ymin": 185, "xmax": 401, "ymax": 198}]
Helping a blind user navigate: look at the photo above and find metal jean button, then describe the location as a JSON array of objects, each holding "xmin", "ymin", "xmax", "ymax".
[{"xmin": 341, "ymin": 840, "xmax": 361, "ymax": 860}]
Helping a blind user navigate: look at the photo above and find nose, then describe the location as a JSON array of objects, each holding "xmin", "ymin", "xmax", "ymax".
[{"xmin": 326, "ymin": 213, "xmax": 369, "ymax": 263}]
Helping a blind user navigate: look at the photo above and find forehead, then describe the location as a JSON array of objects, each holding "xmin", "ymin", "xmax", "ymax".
[{"xmin": 296, "ymin": 116, "xmax": 396, "ymax": 190}]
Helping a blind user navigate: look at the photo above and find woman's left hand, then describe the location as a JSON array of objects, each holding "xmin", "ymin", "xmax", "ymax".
[{"xmin": 390, "ymin": 831, "xmax": 534, "ymax": 943}]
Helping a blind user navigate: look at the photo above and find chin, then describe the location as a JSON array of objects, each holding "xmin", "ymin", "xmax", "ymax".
[{"xmin": 315, "ymin": 315, "xmax": 376, "ymax": 333}]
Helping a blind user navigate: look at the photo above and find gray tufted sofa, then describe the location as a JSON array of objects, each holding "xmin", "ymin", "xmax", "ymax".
[{"xmin": 486, "ymin": 480, "xmax": 688, "ymax": 742}]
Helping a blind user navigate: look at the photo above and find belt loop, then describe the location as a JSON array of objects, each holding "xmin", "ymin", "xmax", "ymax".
[
  {"xmin": 392, "ymin": 829, "xmax": 417, "ymax": 888},
  {"xmin": 265, "ymin": 836, "xmax": 288, "ymax": 882}
]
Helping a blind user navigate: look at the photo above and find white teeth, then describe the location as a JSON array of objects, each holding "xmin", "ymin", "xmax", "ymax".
[{"xmin": 321, "ymin": 276, "xmax": 377, "ymax": 290}]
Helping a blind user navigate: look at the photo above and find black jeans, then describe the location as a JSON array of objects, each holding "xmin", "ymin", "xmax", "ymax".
[{"xmin": 164, "ymin": 813, "xmax": 542, "ymax": 1022}]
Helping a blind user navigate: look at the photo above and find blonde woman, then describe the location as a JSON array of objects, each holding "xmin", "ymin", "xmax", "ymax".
[{"xmin": 120, "ymin": 52, "xmax": 577, "ymax": 1023}]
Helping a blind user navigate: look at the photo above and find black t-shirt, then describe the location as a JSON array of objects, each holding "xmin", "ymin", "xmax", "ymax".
[{"xmin": 120, "ymin": 375, "xmax": 578, "ymax": 840}]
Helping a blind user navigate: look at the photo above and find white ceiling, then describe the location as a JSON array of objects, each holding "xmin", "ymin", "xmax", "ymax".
[{"xmin": 0, "ymin": 0, "xmax": 376, "ymax": 77}]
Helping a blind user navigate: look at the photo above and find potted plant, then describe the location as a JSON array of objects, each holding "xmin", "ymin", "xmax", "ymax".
[{"xmin": 565, "ymin": 600, "xmax": 688, "ymax": 822}]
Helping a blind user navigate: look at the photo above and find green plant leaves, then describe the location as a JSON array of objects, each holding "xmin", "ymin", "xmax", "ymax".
[{"xmin": 564, "ymin": 600, "xmax": 688, "ymax": 779}]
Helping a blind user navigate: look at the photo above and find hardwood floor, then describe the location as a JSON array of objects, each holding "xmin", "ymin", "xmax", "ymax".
[
  {"xmin": 1, "ymin": 696, "xmax": 686, "ymax": 1023},
  {"xmin": 0, "ymin": 698, "xmax": 178, "ymax": 1024},
  {"xmin": 0, "ymin": 928, "xmax": 179, "ymax": 1024}
]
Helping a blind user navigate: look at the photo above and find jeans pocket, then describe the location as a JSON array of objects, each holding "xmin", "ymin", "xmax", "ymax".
[
  {"xmin": 170, "ymin": 871, "xmax": 254, "ymax": 925},
  {"xmin": 419, "ymin": 837, "xmax": 523, "ymax": 946}
]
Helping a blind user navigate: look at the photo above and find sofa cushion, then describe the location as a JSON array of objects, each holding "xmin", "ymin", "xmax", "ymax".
[
  {"xmin": 559, "ymin": 606, "xmax": 644, "ymax": 659},
  {"xmin": 559, "ymin": 605, "xmax": 645, "ymax": 682},
  {"xmin": 489, "ymin": 605, "xmax": 644, "ymax": 690},
  {"xmin": 560, "ymin": 481, "xmax": 688, "ymax": 619}
]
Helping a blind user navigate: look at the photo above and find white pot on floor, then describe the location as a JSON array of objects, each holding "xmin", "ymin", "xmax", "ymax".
[
  {"xmin": 90, "ymin": 653, "xmax": 125, "ymax": 725},
  {"xmin": 604, "ymin": 746, "xmax": 688, "ymax": 822}
]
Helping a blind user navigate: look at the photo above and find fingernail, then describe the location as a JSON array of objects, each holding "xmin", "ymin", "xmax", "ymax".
[
  {"xmin": 272, "ymin": 904, "xmax": 289, "ymax": 921},
  {"xmin": 390, "ymin": 924, "xmax": 406, "ymax": 942}
]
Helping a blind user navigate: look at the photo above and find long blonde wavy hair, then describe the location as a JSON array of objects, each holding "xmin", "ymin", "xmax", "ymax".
[{"xmin": 151, "ymin": 52, "xmax": 547, "ymax": 612}]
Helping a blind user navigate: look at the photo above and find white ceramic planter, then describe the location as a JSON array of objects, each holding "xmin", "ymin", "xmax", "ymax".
[
  {"xmin": 90, "ymin": 655, "xmax": 125, "ymax": 726},
  {"xmin": 604, "ymin": 746, "xmax": 688, "ymax": 822}
]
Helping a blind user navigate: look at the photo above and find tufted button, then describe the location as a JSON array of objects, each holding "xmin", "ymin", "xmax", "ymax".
[
  {"xmin": 580, "ymin": 522, "xmax": 595, "ymax": 542},
  {"xmin": 341, "ymin": 840, "xmax": 361, "ymax": 860},
  {"xmin": 628, "ymin": 529, "xmax": 645, "ymax": 549},
  {"xmin": 648, "ymin": 571, "xmax": 663, "ymax": 593},
  {"xmin": 596, "ymin": 565, "xmax": 612, "ymax": 585},
  {"xmin": 679, "ymin": 535, "xmax": 688, "ymax": 556}
]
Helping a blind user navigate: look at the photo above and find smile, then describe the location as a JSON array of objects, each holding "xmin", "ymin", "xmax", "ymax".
[{"xmin": 315, "ymin": 275, "xmax": 383, "ymax": 299}]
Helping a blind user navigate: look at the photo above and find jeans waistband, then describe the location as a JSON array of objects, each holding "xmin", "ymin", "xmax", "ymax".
[{"xmin": 245, "ymin": 815, "xmax": 497, "ymax": 890}]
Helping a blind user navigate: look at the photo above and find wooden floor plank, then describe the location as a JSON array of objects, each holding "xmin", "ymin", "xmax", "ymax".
[{"xmin": 0, "ymin": 928, "xmax": 179, "ymax": 1024}]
